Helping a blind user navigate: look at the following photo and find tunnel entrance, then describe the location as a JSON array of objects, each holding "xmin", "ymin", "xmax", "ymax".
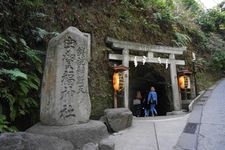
[{"xmin": 129, "ymin": 63, "xmax": 172, "ymax": 116}]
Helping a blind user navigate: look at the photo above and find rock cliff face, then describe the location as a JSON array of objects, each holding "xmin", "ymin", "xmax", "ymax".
[{"xmin": 42, "ymin": 1, "xmax": 179, "ymax": 119}]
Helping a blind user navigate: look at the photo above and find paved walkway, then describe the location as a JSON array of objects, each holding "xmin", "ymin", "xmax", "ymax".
[
  {"xmin": 175, "ymin": 78, "xmax": 225, "ymax": 150},
  {"xmin": 105, "ymin": 79, "xmax": 225, "ymax": 150},
  {"xmin": 108, "ymin": 114, "xmax": 189, "ymax": 150}
]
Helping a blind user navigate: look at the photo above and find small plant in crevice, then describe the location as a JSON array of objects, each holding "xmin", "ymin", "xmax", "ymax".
[
  {"xmin": 172, "ymin": 32, "xmax": 192, "ymax": 46},
  {"xmin": 141, "ymin": 17, "xmax": 162, "ymax": 36},
  {"xmin": 118, "ymin": 10, "xmax": 133, "ymax": 26},
  {"xmin": 0, "ymin": 114, "xmax": 17, "ymax": 133}
]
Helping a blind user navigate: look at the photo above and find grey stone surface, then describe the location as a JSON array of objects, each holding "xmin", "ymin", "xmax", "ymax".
[
  {"xmin": 197, "ymin": 79, "xmax": 225, "ymax": 150},
  {"xmin": 82, "ymin": 143, "xmax": 99, "ymax": 150},
  {"xmin": 174, "ymin": 133, "xmax": 198, "ymax": 150},
  {"xmin": 188, "ymin": 90, "xmax": 205, "ymax": 111},
  {"xmin": 99, "ymin": 138, "xmax": 115, "ymax": 150},
  {"xmin": 0, "ymin": 132, "xmax": 74, "ymax": 150},
  {"xmin": 197, "ymin": 124, "xmax": 225, "ymax": 150},
  {"xmin": 188, "ymin": 104, "xmax": 203, "ymax": 123},
  {"xmin": 166, "ymin": 110, "xmax": 187, "ymax": 116},
  {"xmin": 155, "ymin": 116, "xmax": 188, "ymax": 150},
  {"xmin": 103, "ymin": 108, "xmax": 133, "ymax": 132},
  {"xmin": 203, "ymin": 90, "xmax": 212, "ymax": 97},
  {"xmin": 40, "ymin": 26, "xmax": 91, "ymax": 125},
  {"xmin": 27, "ymin": 120, "xmax": 109, "ymax": 150},
  {"xmin": 175, "ymin": 79, "xmax": 225, "ymax": 150},
  {"xmin": 107, "ymin": 115, "xmax": 188, "ymax": 150},
  {"xmin": 169, "ymin": 54, "xmax": 181, "ymax": 111}
]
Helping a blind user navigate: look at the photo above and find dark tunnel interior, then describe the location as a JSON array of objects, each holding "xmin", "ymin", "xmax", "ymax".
[{"xmin": 129, "ymin": 63, "xmax": 172, "ymax": 116}]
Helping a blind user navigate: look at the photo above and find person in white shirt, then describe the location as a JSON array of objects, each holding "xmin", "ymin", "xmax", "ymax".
[{"xmin": 133, "ymin": 91, "xmax": 142, "ymax": 117}]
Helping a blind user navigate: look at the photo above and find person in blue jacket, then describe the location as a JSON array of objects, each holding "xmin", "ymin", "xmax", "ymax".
[{"xmin": 147, "ymin": 86, "xmax": 158, "ymax": 116}]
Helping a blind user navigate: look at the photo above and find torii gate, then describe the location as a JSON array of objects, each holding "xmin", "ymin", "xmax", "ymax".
[{"xmin": 106, "ymin": 37, "xmax": 187, "ymax": 111}]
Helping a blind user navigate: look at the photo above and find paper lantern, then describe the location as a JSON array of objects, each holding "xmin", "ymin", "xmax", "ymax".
[
  {"xmin": 113, "ymin": 72, "xmax": 124, "ymax": 91},
  {"xmin": 178, "ymin": 75, "xmax": 191, "ymax": 89}
]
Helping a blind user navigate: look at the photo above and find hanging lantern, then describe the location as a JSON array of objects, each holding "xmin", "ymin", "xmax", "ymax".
[
  {"xmin": 178, "ymin": 75, "xmax": 191, "ymax": 90},
  {"xmin": 112, "ymin": 65, "xmax": 128, "ymax": 108},
  {"xmin": 178, "ymin": 69, "xmax": 192, "ymax": 90},
  {"xmin": 112, "ymin": 65, "xmax": 128, "ymax": 92},
  {"xmin": 113, "ymin": 72, "xmax": 124, "ymax": 91}
]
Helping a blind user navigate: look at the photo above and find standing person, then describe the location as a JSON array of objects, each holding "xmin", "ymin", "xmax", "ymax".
[
  {"xmin": 133, "ymin": 91, "xmax": 142, "ymax": 117},
  {"xmin": 143, "ymin": 91, "xmax": 150, "ymax": 117},
  {"xmin": 133, "ymin": 97, "xmax": 142, "ymax": 117},
  {"xmin": 147, "ymin": 86, "xmax": 158, "ymax": 116}
]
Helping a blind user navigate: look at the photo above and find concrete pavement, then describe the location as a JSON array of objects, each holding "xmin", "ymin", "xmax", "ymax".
[
  {"xmin": 175, "ymin": 78, "xmax": 225, "ymax": 150},
  {"xmin": 105, "ymin": 78, "xmax": 225, "ymax": 150},
  {"xmin": 107, "ymin": 114, "xmax": 189, "ymax": 150}
]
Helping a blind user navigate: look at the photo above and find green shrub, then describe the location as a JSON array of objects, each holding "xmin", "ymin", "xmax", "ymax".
[
  {"xmin": 118, "ymin": 10, "xmax": 133, "ymax": 25},
  {"xmin": 172, "ymin": 32, "xmax": 192, "ymax": 46},
  {"xmin": 0, "ymin": 0, "xmax": 47, "ymax": 129},
  {"xmin": 0, "ymin": 35, "xmax": 41, "ymax": 122},
  {"xmin": 180, "ymin": 0, "xmax": 202, "ymax": 15},
  {"xmin": 151, "ymin": 0, "xmax": 175, "ymax": 23},
  {"xmin": 0, "ymin": 114, "xmax": 17, "ymax": 133},
  {"xmin": 197, "ymin": 9, "xmax": 225, "ymax": 32},
  {"xmin": 211, "ymin": 50, "xmax": 225, "ymax": 71},
  {"xmin": 141, "ymin": 17, "xmax": 162, "ymax": 36}
]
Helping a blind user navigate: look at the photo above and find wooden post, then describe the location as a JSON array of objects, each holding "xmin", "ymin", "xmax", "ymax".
[
  {"xmin": 114, "ymin": 90, "xmax": 117, "ymax": 108},
  {"xmin": 122, "ymin": 49, "xmax": 129, "ymax": 108},
  {"xmin": 169, "ymin": 54, "xmax": 181, "ymax": 111},
  {"xmin": 192, "ymin": 61, "xmax": 198, "ymax": 97}
]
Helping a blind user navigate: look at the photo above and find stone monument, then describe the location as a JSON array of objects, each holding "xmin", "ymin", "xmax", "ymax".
[
  {"xmin": 27, "ymin": 27, "xmax": 110, "ymax": 149},
  {"xmin": 40, "ymin": 26, "xmax": 91, "ymax": 125}
]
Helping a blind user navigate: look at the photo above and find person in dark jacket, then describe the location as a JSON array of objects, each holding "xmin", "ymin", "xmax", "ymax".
[{"xmin": 143, "ymin": 91, "xmax": 150, "ymax": 117}]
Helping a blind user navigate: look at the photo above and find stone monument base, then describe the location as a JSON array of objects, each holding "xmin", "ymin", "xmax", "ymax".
[
  {"xmin": 26, "ymin": 120, "xmax": 109, "ymax": 150},
  {"xmin": 101, "ymin": 108, "xmax": 133, "ymax": 132}
]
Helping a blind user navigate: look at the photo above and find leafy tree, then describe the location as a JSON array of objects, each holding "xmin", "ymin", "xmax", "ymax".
[
  {"xmin": 180, "ymin": 0, "xmax": 202, "ymax": 15},
  {"xmin": 198, "ymin": 9, "xmax": 225, "ymax": 32}
]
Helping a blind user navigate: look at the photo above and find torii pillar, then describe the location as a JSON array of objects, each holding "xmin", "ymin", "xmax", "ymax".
[
  {"xmin": 122, "ymin": 49, "xmax": 129, "ymax": 108},
  {"xmin": 170, "ymin": 54, "xmax": 181, "ymax": 111}
]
